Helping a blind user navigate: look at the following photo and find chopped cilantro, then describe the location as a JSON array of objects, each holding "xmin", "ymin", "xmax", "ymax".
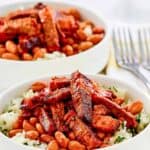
[
  {"xmin": 2, "ymin": 129, "xmax": 8, "ymax": 135},
  {"xmin": 8, "ymin": 110, "xmax": 13, "ymax": 113},
  {"xmin": 108, "ymin": 86, "xmax": 118, "ymax": 93},
  {"xmin": 112, "ymin": 86, "xmax": 118, "ymax": 92},
  {"xmin": 33, "ymin": 143, "xmax": 41, "ymax": 146},
  {"xmin": 121, "ymin": 122, "xmax": 126, "ymax": 129},
  {"xmin": 128, "ymin": 128, "xmax": 137, "ymax": 136},
  {"xmin": 3, "ymin": 121, "xmax": 6, "ymax": 125},
  {"xmin": 136, "ymin": 114, "xmax": 141, "ymax": 123},
  {"xmin": 23, "ymin": 142, "xmax": 28, "ymax": 145},
  {"xmin": 114, "ymin": 136, "xmax": 126, "ymax": 144}
]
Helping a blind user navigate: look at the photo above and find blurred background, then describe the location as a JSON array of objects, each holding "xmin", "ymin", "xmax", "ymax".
[
  {"xmin": 64, "ymin": 0, "xmax": 150, "ymax": 24},
  {"xmin": 3, "ymin": 0, "xmax": 150, "ymax": 24}
]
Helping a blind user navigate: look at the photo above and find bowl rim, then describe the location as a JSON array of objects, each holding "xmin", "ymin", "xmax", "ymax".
[
  {"xmin": 0, "ymin": 73, "xmax": 149, "ymax": 150},
  {"xmin": 0, "ymin": 0, "xmax": 109, "ymax": 63}
]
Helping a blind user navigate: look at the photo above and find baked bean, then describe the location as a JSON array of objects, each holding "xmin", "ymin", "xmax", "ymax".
[
  {"xmin": 1, "ymin": 52, "xmax": 19, "ymax": 60},
  {"xmin": 68, "ymin": 132, "xmax": 75, "ymax": 140},
  {"xmin": 97, "ymin": 132, "xmax": 105, "ymax": 140},
  {"xmin": 68, "ymin": 141, "xmax": 85, "ymax": 150},
  {"xmin": 55, "ymin": 131, "xmax": 69, "ymax": 148},
  {"xmin": 17, "ymin": 45, "xmax": 24, "ymax": 54},
  {"xmin": 0, "ymin": 44, "xmax": 4, "ymax": 48},
  {"xmin": 0, "ymin": 46, "xmax": 6, "ymax": 56},
  {"xmin": 36, "ymin": 123, "xmax": 44, "ymax": 134},
  {"xmin": 22, "ymin": 53, "xmax": 33, "ymax": 61},
  {"xmin": 79, "ymin": 22, "xmax": 87, "ymax": 29},
  {"xmin": 114, "ymin": 98, "xmax": 124, "ymax": 105},
  {"xmin": 5, "ymin": 40, "xmax": 17, "ymax": 54},
  {"xmin": 76, "ymin": 29, "xmax": 87, "ymax": 41},
  {"xmin": 85, "ymin": 20, "xmax": 94, "ymax": 26},
  {"xmin": 25, "ymin": 130, "xmax": 39, "ymax": 140},
  {"xmin": 32, "ymin": 47, "xmax": 39, "ymax": 54},
  {"xmin": 79, "ymin": 21, "xmax": 93, "ymax": 29},
  {"xmin": 93, "ymin": 26, "xmax": 105, "ymax": 34},
  {"xmin": 127, "ymin": 100, "xmax": 143, "ymax": 115},
  {"xmin": 12, "ymin": 117, "xmax": 23, "ymax": 129},
  {"xmin": 23, "ymin": 120, "xmax": 35, "ymax": 131},
  {"xmin": 103, "ymin": 134, "xmax": 111, "ymax": 143},
  {"xmin": 78, "ymin": 41, "xmax": 93, "ymax": 51},
  {"xmin": 33, "ymin": 47, "xmax": 46, "ymax": 54},
  {"xmin": 40, "ymin": 48, "xmax": 47, "ymax": 53},
  {"xmin": 31, "ymin": 82, "xmax": 47, "ymax": 92},
  {"xmin": 12, "ymin": 121, "xmax": 20, "ymax": 129},
  {"xmin": 87, "ymin": 34, "xmax": 102, "ymax": 44},
  {"xmin": 62, "ymin": 45, "xmax": 74, "ymax": 56},
  {"xmin": 72, "ymin": 44, "xmax": 79, "ymax": 51},
  {"xmin": 33, "ymin": 51, "xmax": 43, "ymax": 60},
  {"xmin": 47, "ymin": 140, "xmax": 59, "ymax": 150},
  {"xmin": 67, "ymin": 8, "xmax": 81, "ymax": 20},
  {"xmin": 8, "ymin": 129, "xmax": 22, "ymax": 137},
  {"xmin": 29, "ymin": 117, "xmax": 38, "ymax": 125},
  {"xmin": 40, "ymin": 134, "xmax": 54, "ymax": 143},
  {"xmin": 62, "ymin": 38, "xmax": 74, "ymax": 45},
  {"xmin": 33, "ymin": 48, "xmax": 46, "ymax": 60}
]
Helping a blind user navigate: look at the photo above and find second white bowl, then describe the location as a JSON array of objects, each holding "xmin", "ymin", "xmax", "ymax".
[
  {"xmin": 0, "ymin": 74, "xmax": 150, "ymax": 150},
  {"xmin": 0, "ymin": 0, "xmax": 110, "ymax": 90}
]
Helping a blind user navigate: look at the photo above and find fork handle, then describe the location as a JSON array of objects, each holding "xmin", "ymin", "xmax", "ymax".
[
  {"xmin": 143, "ymin": 65, "xmax": 150, "ymax": 71},
  {"xmin": 127, "ymin": 67, "xmax": 150, "ymax": 93},
  {"xmin": 136, "ymin": 70, "xmax": 150, "ymax": 90}
]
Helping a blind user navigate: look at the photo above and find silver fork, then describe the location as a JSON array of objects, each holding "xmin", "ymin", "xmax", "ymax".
[
  {"xmin": 138, "ymin": 27, "xmax": 150, "ymax": 71},
  {"xmin": 112, "ymin": 27, "xmax": 150, "ymax": 92}
]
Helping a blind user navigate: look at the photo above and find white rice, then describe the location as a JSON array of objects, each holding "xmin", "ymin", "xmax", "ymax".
[
  {"xmin": 11, "ymin": 132, "xmax": 47, "ymax": 150},
  {"xmin": 37, "ymin": 51, "xmax": 66, "ymax": 61}
]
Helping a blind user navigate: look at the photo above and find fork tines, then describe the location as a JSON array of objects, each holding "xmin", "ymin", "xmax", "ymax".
[
  {"xmin": 138, "ymin": 27, "xmax": 150, "ymax": 70},
  {"xmin": 112, "ymin": 27, "xmax": 139, "ymax": 66},
  {"xmin": 112, "ymin": 26, "xmax": 150, "ymax": 92}
]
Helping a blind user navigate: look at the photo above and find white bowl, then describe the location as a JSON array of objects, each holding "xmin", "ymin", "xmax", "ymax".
[
  {"xmin": 0, "ymin": 0, "xmax": 110, "ymax": 90},
  {"xmin": 0, "ymin": 74, "xmax": 150, "ymax": 150}
]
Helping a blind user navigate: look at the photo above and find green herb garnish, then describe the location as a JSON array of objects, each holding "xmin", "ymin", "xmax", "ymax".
[
  {"xmin": 112, "ymin": 86, "xmax": 118, "ymax": 92},
  {"xmin": 108, "ymin": 86, "xmax": 118, "ymax": 92},
  {"xmin": 3, "ymin": 121, "xmax": 6, "ymax": 125},
  {"xmin": 121, "ymin": 122, "xmax": 126, "ymax": 129},
  {"xmin": 8, "ymin": 110, "xmax": 13, "ymax": 113},
  {"xmin": 23, "ymin": 142, "xmax": 28, "ymax": 145},
  {"xmin": 128, "ymin": 128, "xmax": 137, "ymax": 136},
  {"xmin": 114, "ymin": 136, "xmax": 126, "ymax": 144},
  {"xmin": 1, "ymin": 129, "xmax": 8, "ymax": 136},
  {"xmin": 136, "ymin": 114, "xmax": 141, "ymax": 123}
]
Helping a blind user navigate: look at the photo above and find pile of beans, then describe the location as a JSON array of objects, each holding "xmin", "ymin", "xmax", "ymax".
[
  {"xmin": 9, "ymin": 117, "xmax": 86, "ymax": 150},
  {"xmin": 0, "ymin": 42, "xmax": 47, "ymax": 61},
  {"xmin": 0, "ymin": 3, "xmax": 105, "ymax": 61},
  {"xmin": 61, "ymin": 24, "xmax": 105, "ymax": 55},
  {"xmin": 0, "ymin": 25, "xmax": 104, "ymax": 61}
]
